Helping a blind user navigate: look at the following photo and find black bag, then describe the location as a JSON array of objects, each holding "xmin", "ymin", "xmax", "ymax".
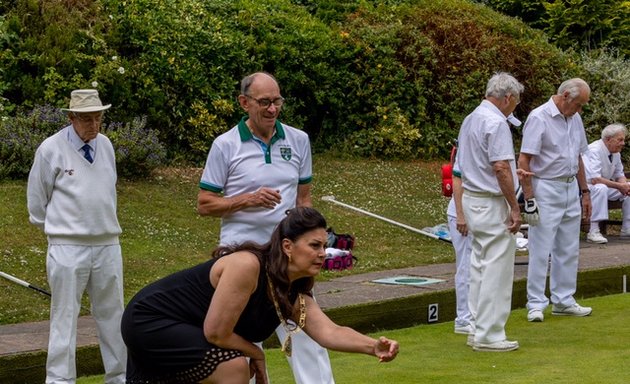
[
  {"xmin": 324, "ymin": 228, "xmax": 357, "ymax": 271},
  {"xmin": 326, "ymin": 227, "xmax": 355, "ymax": 250}
]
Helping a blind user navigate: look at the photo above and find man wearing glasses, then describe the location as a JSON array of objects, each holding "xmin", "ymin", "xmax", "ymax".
[
  {"xmin": 198, "ymin": 72, "xmax": 334, "ymax": 383},
  {"xmin": 27, "ymin": 89, "xmax": 126, "ymax": 383}
]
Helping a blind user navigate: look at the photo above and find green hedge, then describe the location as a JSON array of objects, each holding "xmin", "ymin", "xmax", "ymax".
[{"xmin": 1, "ymin": 0, "xmax": 626, "ymax": 170}]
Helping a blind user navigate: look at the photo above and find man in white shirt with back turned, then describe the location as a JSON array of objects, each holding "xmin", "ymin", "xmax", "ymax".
[{"xmin": 455, "ymin": 72, "xmax": 524, "ymax": 352}]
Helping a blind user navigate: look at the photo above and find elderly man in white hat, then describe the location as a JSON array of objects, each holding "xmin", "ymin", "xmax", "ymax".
[{"xmin": 27, "ymin": 89, "xmax": 126, "ymax": 383}]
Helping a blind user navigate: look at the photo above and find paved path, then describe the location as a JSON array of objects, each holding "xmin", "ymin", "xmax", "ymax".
[{"xmin": 1, "ymin": 237, "xmax": 629, "ymax": 357}]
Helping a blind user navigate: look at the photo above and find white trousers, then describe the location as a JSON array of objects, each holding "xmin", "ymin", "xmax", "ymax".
[
  {"xmin": 447, "ymin": 214, "xmax": 473, "ymax": 327},
  {"xmin": 275, "ymin": 326, "xmax": 334, "ymax": 384},
  {"xmin": 463, "ymin": 193, "xmax": 516, "ymax": 344},
  {"xmin": 250, "ymin": 305, "xmax": 334, "ymax": 384},
  {"xmin": 589, "ymin": 183, "xmax": 630, "ymax": 230},
  {"xmin": 46, "ymin": 244, "xmax": 126, "ymax": 384},
  {"xmin": 526, "ymin": 179, "xmax": 581, "ymax": 310}
]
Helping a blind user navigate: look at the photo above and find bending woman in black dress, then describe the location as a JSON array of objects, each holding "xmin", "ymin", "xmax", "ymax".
[{"xmin": 121, "ymin": 207, "xmax": 399, "ymax": 384}]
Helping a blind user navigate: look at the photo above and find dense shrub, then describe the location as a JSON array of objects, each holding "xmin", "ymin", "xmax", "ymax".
[
  {"xmin": 102, "ymin": 116, "xmax": 167, "ymax": 179},
  {"xmin": 327, "ymin": 0, "xmax": 577, "ymax": 158},
  {"xmin": 0, "ymin": 105, "xmax": 67, "ymax": 179},
  {"xmin": 102, "ymin": 0, "xmax": 252, "ymax": 162},
  {"xmin": 0, "ymin": 0, "xmax": 600, "ymax": 167},
  {"xmin": 578, "ymin": 48, "xmax": 630, "ymax": 163},
  {"xmin": 477, "ymin": 0, "xmax": 630, "ymax": 56},
  {"xmin": 202, "ymin": 0, "xmax": 349, "ymax": 155},
  {"xmin": 0, "ymin": 0, "xmax": 119, "ymax": 111},
  {"xmin": 0, "ymin": 105, "xmax": 166, "ymax": 180}
]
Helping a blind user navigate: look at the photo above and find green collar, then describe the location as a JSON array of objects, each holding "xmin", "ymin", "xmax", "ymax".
[{"xmin": 237, "ymin": 116, "xmax": 286, "ymax": 142}]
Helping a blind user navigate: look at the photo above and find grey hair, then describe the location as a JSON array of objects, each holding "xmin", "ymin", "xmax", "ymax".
[
  {"xmin": 485, "ymin": 72, "xmax": 524, "ymax": 99},
  {"xmin": 557, "ymin": 78, "xmax": 590, "ymax": 99},
  {"xmin": 240, "ymin": 72, "xmax": 278, "ymax": 95},
  {"xmin": 601, "ymin": 123, "xmax": 628, "ymax": 139}
]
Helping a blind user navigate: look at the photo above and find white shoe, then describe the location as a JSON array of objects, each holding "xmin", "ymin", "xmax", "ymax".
[
  {"xmin": 473, "ymin": 340, "xmax": 519, "ymax": 352},
  {"xmin": 454, "ymin": 323, "xmax": 474, "ymax": 335},
  {"xmin": 527, "ymin": 308, "xmax": 544, "ymax": 322},
  {"xmin": 466, "ymin": 334, "xmax": 474, "ymax": 347},
  {"xmin": 587, "ymin": 230, "xmax": 608, "ymax": 244},
  {"xmin": 552, "ymin": 303, "xmax": 592, "ymax": 317},
  {"xmin": 620, "ymin": 228, "xmax": 630, "ymax": 237}
]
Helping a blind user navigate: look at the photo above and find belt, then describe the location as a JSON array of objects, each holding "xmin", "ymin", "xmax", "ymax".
[
  {"xmin": 463, "ymin": 190, "xmax": 503, "ymax": 198},
  {"xmin": 535, "ymin": 175, "xmax": 576, "ymax": 183}
]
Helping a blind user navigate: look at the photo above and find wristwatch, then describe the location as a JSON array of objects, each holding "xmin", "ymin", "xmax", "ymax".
[{"xmin": 581, "ymin": 189, "xmax": 590, "ymax": 194}]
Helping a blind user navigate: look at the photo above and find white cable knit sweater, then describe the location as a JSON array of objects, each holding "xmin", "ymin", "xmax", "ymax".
[{"xmin": 27, "ymin": 126, "xmax": 121, "ymax": 245}]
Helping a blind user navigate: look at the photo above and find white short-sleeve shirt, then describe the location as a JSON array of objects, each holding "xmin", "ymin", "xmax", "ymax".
[
  {"xmin": 455, "ymin": 100, "xmax": 517, "ymax": 194},
  {"xmin": 200, "ymin": 117, "xmax": 312, "ymax": 245},
  {"xmin": 520, "ymin": 97, "xmax": 589, "ymax": 178},
  {"xmin": 582, "ymin": 139, "xmax": 625, "ymax": 182}
]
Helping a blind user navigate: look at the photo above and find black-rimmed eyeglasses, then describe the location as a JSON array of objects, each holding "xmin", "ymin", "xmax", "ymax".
[{"xmin": 245, "ymin": 95, "xmax": 285, "ymax": 108}]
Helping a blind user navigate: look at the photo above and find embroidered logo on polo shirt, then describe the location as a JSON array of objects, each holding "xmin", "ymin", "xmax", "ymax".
[
  {"xmin": 64, "ymin": 169, "xmax": 75, "ymax": 176},
  {"xmin": 280, "ymin": 147, "xmax": 292, "ymax": 161}
]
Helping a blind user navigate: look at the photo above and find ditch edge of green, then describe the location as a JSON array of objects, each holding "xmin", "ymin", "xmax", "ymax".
[{"xmin": 1, "ymin": 266, "xmax": 628, "ymax": 384}]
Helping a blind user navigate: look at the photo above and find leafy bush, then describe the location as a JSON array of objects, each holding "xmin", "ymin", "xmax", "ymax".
[
  {"xmin": 102, "ymin": 0, "xmax": 252, "ymax": 162},
  {"xmin": 0, "ymin": 105, "xmax": 166, "ymax": 180},
  {"xmin": 544, "ymin": 0, "xmax": 629, "ymax": 56},
  {"xmin": 578, "ymin": 48, "xmax": 630, "ymax": 163},
  {"xmin": 0, "ymin": 105, "xmax": 67, "ymax": 179},
  {"xmin": 0, "ymin": 0, "xmax": 119, "ymax": 110},
  {"xmin": 344, "ymin": 105, "xmax": 422, "ymax": 159},
  {"xmin": 0, "ymin": 0, "xmax": 588, "ymax": 164},
  {"xmin": 330, "ymin": 0, "xmax": 576, "ymax": 157},
  {"xmin": 579, "ymin": 49, "xmax": 630, "ymax": 136},
  {"xmin": 204, "ymin": 0, "xmax": 349, "ymax": 154},
  {"xmin": 102, "ymin": 116, "xmax": 167, "ymax": 179},
  {"xmin": 477, "ymin": 0, "xmax": 630, "ymax": 56}
]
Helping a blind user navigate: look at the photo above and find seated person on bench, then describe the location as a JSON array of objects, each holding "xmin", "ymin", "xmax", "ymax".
[{"xmin": 582, "ymin": 123, "xmax": 630, "ymax": 243}]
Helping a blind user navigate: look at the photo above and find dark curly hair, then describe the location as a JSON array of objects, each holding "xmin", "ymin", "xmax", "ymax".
[{"xmin": 212, "ymin": 207, "xmax": 327, "ymax": 321}]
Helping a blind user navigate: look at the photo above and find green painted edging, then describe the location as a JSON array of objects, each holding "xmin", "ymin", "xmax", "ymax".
[
  {"xmin": 0, "ymin": 346, "xmax": 103, "ymax": 384},
  {"xmin": 325, "ymin": 266, "xmax": 630, "ymax": 334},
  {"xmin": 1, "ymin": 266, "xmax": 628, "ymax": 382}
]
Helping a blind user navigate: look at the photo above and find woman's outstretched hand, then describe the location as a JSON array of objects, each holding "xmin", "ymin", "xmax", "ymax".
[
  {"xmin": 374, "ymin": 336, "xmax": 399, "ymax": 362},
  {"xmin": 249, "ymin": 358, "xmax": 268, "ymax": 384}
]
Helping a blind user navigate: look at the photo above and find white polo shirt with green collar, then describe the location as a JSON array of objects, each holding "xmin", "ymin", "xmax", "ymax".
[{"xmin": 200, "ymin": 116, "xmax": 313, "ymax": 246}]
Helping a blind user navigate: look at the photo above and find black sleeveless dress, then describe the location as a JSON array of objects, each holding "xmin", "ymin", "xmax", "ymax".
[{"xmin": 121, "ymin": 257, "xmax": 281, "ymax": 383}]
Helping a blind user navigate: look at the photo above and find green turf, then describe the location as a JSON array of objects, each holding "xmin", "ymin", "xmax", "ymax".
[
  {"xmin": 0, "ymin": 156, "xmax": 453, "ymax": 325},
  {"xmin": 76, "ymin": 293, "xmax": 630, "ymax": 384}
]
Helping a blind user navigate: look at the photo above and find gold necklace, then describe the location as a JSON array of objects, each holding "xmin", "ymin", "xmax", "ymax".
[{"xmin": 267, "ymin": 275, "xmax": 306, "ymax": 357}]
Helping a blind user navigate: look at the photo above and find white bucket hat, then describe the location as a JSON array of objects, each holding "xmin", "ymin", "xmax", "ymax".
[{"xmin": 61, "ymin": 89, "xmax": 111, "ymax": 113}]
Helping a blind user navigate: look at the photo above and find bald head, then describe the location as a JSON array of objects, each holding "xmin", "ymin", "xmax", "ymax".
[{"xmin": 241, "ymin": 72, "xmax": 279, "ymax": 95}]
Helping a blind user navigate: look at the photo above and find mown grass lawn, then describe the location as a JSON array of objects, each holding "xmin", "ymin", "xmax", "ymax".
[
  {"xmin": 76, "ymin": 294, "xmax": 630, "ymax": 384},
  {"xmin": 1, "ymin": 155, "xmax": 453, "ymax": 324}
]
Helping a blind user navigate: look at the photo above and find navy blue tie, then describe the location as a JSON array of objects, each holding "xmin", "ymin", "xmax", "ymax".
[{"xmin": 81, "ymin": 144, "xmax": 93, "ymax": 163}]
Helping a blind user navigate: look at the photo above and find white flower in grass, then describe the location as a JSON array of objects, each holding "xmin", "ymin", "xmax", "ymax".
[
  {"xmin": 118, "ymin": 67, "xmax": 125, "ymax": 74},
  {"xmin": 91, "ymin": 81, "xmax": 98, "ymax": 88},
  {"xmin": 112, "ymin": 56, "xmax": 118, "ymax": 61}
]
